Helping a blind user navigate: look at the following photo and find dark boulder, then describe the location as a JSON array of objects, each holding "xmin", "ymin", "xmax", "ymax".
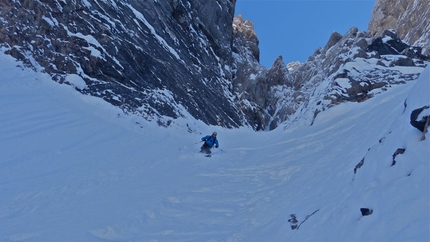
[
  {"xmin": 410, "ymin": 106, "xmax": 430, "ymax": 132},
  {"xmin": 354, "ymin": 157, "xmax": 365, "ymax": 174},
  {"xmin": 360, "ymin": 208, "xmax": 373, "ymax": 216},
  {"xmin": 368, "ymin": 30, "xmax": 410, "ymax": 55},
  {"xmin": 0, "ymin": 0, "xmax": 242, "ymax": 127}
]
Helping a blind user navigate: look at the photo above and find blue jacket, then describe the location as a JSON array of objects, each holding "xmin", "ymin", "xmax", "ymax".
[{"xmin": 202, "ymin": 135, "xmax": 219, "ymax": 148}]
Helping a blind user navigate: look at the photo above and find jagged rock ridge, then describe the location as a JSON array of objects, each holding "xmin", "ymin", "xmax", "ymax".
[
  {"xmin": 232, "ymin": 14, "xmax": 294, "ymax": 130},
  {"xmin": 232, "ymin": 17, "xmax": 428, "ymax": 129},
  {"xmin": 0, "ymin": 0, "xmax": 428, "ymax": 131},
  {"xmin": 283, "ymin": 28, "xmax": 427, "ymax": 127}
]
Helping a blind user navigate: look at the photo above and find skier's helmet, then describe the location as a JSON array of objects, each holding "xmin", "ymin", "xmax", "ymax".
[{"xmin": 212, "ymin": 132, "xmax": 217, "ymax": 137}]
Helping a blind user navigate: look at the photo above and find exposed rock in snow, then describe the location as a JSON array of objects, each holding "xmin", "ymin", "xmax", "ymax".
[
  {"xmin": 409, "ymin": 105, "xmax": 430, "ymax": 132},
  {"xmin": 360, "ymin": 208, "xmax": 373, "ymax": 216}
]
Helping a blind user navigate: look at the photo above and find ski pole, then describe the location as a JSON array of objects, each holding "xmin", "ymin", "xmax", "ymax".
[{"xmin": 179, "ymin": 140, "xmax": 204, "ymax": 150}]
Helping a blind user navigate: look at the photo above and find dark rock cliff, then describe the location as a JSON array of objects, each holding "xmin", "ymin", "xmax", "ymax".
[
  {"xmin": 0, "ymin": 0, "xmax": 242, "ymax": 128},
  {"xmin": 368, "ymin": 0, "xmax": 430, "ymax": 56}
]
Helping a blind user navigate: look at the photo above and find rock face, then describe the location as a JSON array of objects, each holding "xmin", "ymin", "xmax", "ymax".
[
  {"xmin": 282, "ymin": 27, "xmax": 428, "ymax": 127},
  {"xmin": 368, "ymin": 0, "xmax": 430, "ymax": 56},
  {"xmin": 0, "ymin": 0, "xmax": 428, "ymax": 131},
  {"xmin": 232, "ymin": 15, "xmax": 293, "ymax": 130},
  {"xmin": 0, "ymin": 0, "xmax": 242, "ymax": 128}
]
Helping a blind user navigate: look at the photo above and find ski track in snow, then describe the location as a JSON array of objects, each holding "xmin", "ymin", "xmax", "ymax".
[{"xmin": 0, "ymin": 52, "xmax": 428, "ymax": 242}]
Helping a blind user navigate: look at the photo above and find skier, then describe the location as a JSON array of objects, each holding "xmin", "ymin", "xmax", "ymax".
[{"xmin": 200, "ymin": 132, "xmax": 219, "ymax": 155}]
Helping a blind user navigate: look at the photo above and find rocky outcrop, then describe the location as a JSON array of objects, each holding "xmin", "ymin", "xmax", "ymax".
[
  {"xmin": 0, "ymin": 0, "xmax": 242, "ymax": 128},
  {"xmin": 232, "ymin": 15, "xmax": 294, "ymax": 130},
  {"xmin": 360, "ymin": 208, "xmax": 373, "ymax": 216},
  {"xmin": 368, "ymin": 30, "xmax": 425, "ymax": 58},
  {"xmin": 232, "ymin": 14, "xmax": 260, "ymax": 62},
  {"xmin": 231, "ymin": 15, "xmax": 267, "ymax": 130},
  {"xmin": 392, "ymin": 148, "xmax": 406, "ymax": 166},
  {"xmin": 281, "ymin": 27, "xmax": 428, "ymax": 127},
  {"xmin": 231, "ymin": 14, "xmax": 428, "ymax": 129},
  {"xmin": 410, "ymin": 106, "xmax": 430, "ymax": 141},
  {"xmin": 230, "ymin": 3, "xmax": 430, "ymax": 130},
  {"xmin": 368, "ymin": 0, "xmax": 430, "ymax": 56}
]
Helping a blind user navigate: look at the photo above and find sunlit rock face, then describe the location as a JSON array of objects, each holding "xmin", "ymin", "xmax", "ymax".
[{"xmin": 368, "ymin": 0, "xmax": 430, "ymax": 56}]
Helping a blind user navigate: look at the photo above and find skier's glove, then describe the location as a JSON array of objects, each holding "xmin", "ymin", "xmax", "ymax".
[{"xmin": 215, "ymin": 145, "xmax": 219, "ymax": 148}]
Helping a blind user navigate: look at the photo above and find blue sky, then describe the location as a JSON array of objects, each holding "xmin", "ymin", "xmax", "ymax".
[{"xmin": 235, "ymin": 0, "xmax": 376, "ymax": 68}]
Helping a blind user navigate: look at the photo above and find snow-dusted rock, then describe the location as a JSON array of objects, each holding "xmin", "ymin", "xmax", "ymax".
[
  {"xmin": 280, "ymin": 27, "xmax": 427, "ymax": 128},
  {"xmin": 232, "ymin": 15, "xmax": 297, "ymax": 130},
  {"xmin": 0, "ymin": 0, "xmax": 242, "ymax": 128},
  {"xmin": 410, "ymin": 106, "xmax": 430, "ymax": 132},
  {"xmin": 368, "ymin": 0, "xmax": 430, "ymax": 56}
]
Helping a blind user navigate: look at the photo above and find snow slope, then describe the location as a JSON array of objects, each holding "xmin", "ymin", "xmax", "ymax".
[{"xmin": 0, "ymin": 52, "xmax": 429, "ymax": 241}]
